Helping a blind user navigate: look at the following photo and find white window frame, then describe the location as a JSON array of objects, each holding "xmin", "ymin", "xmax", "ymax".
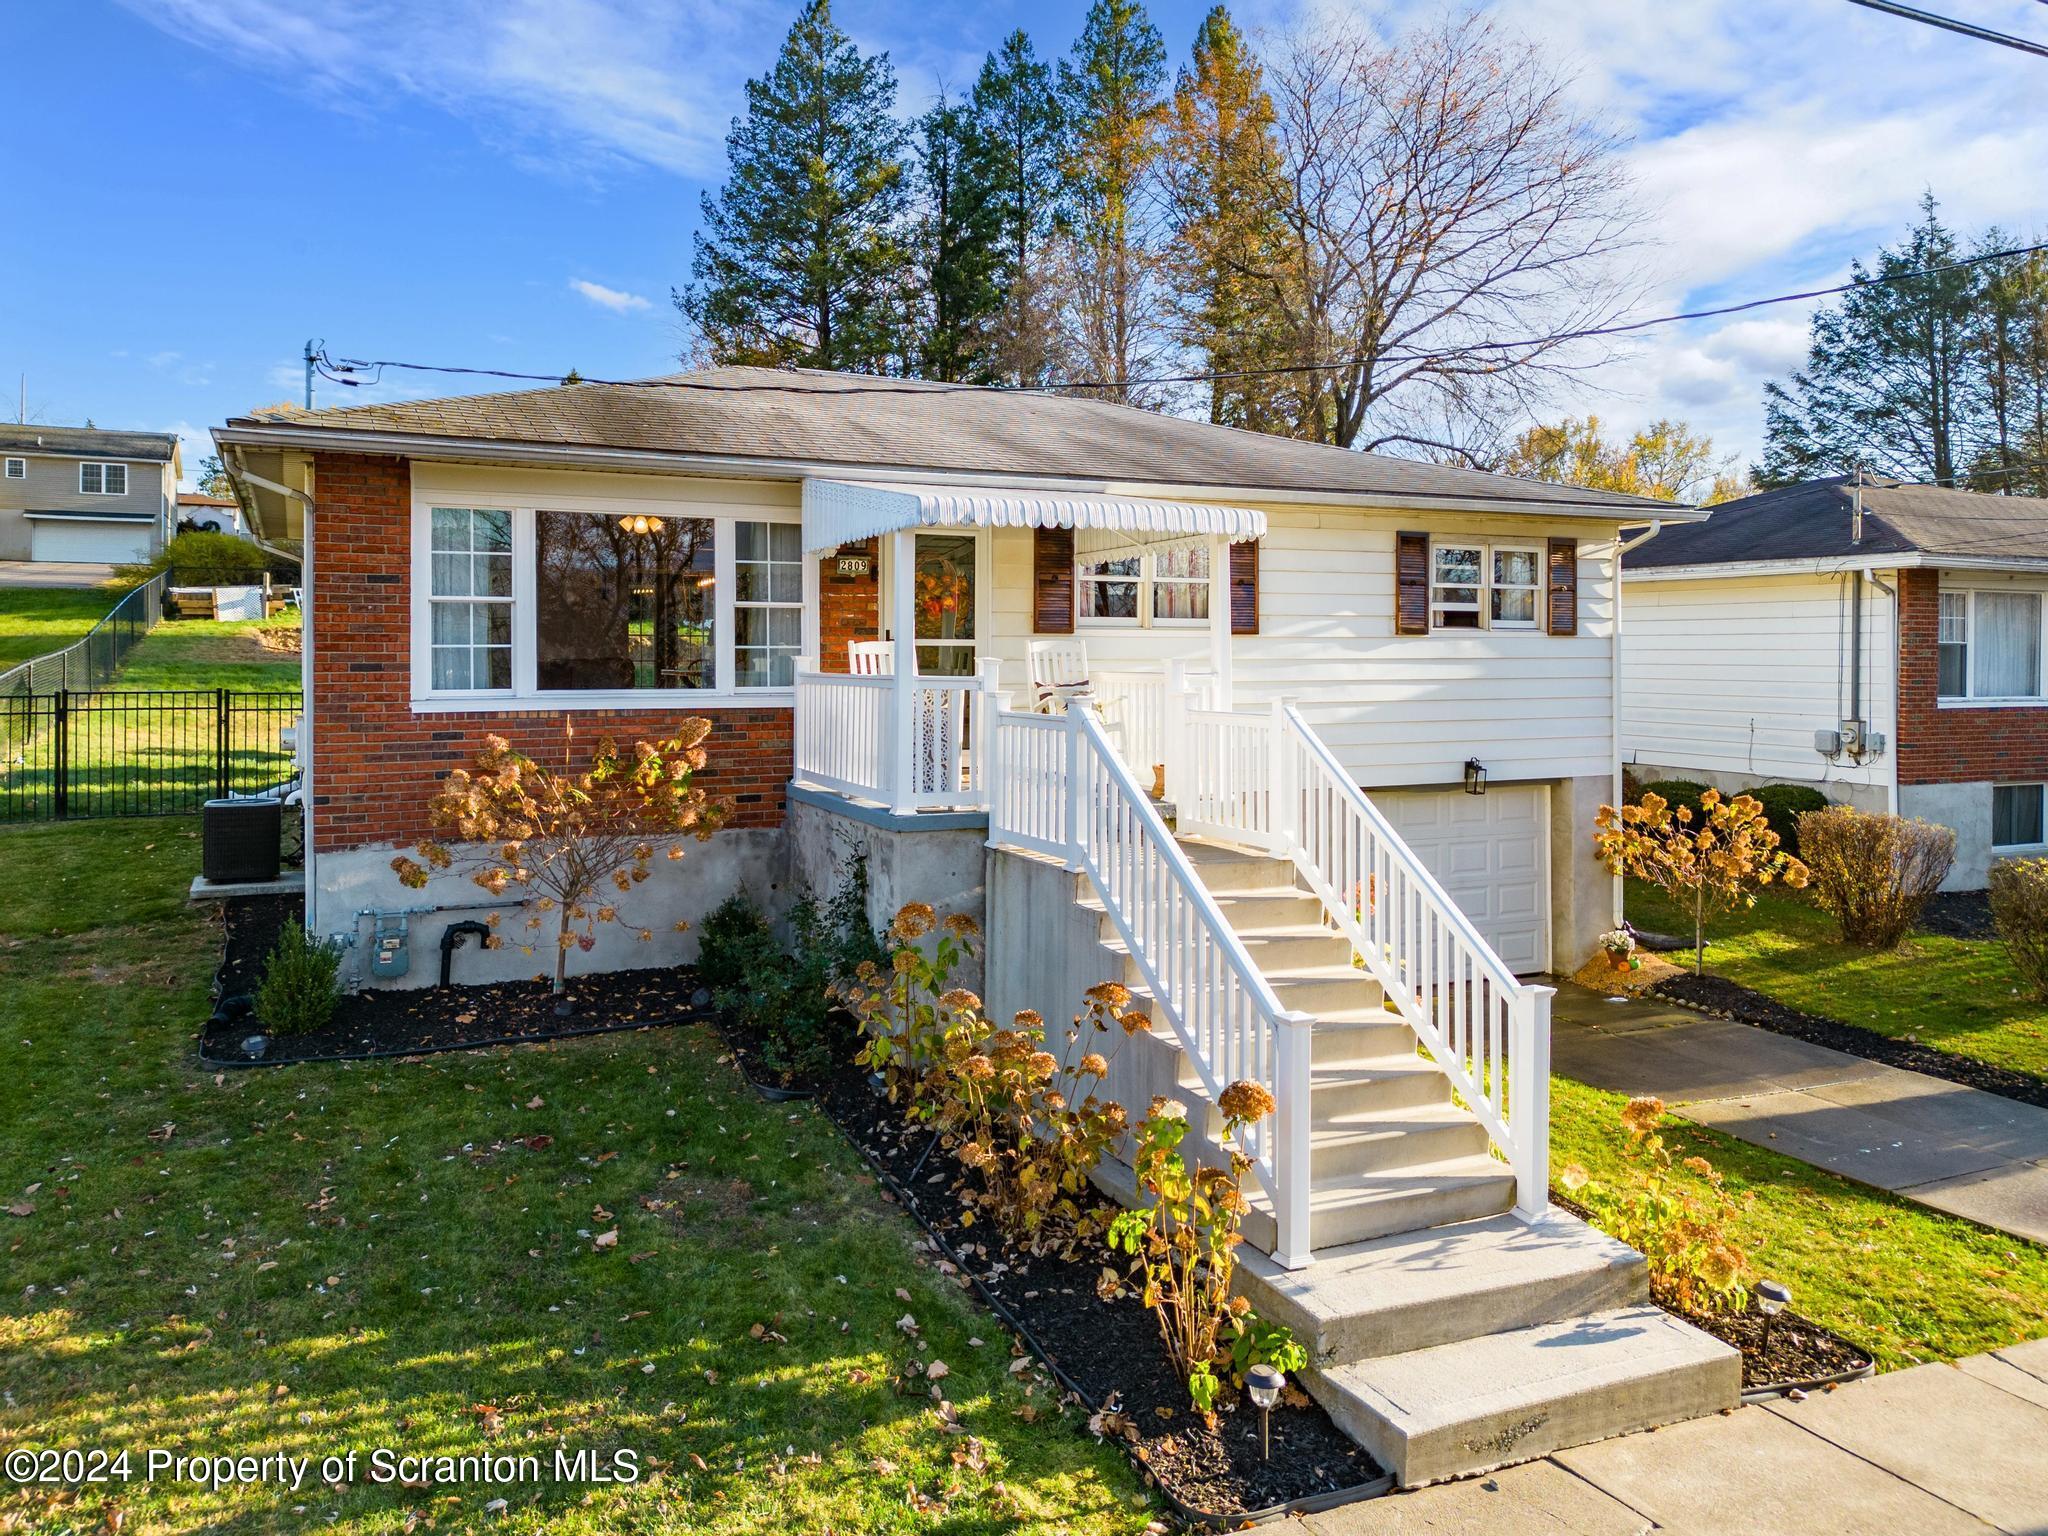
[
  {"xmin": 409, "ymin": 498, "xmax": 816, "ymax": 711},
  {"xmin": 1075, "ymin": 544, "xmax": 1213, "ymax": 629},
  {"xmin": 1428, "ymin": 540, "xmax": 1545, "ymax": 632},
  {"xmin": 3, "ymin": 457, "xmax": 23, "ymax": 479},
  {"xmin": 78, "ymin": 461, "xmax": 127, "ymax": 496},
  {"xmin": 1936, "ymin": 584, "xmax": 2048, "ymax": 706},
  {"xmin": 1993, "ymin": 782, "xmax": 2047, "ymax": 851},
  {"xmin": 732, "ymin": 519, "xmax": 806, "ymax": 690}
]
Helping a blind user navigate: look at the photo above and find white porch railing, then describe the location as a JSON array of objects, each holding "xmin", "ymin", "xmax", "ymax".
[
  {"xmin": 1174, "ymin": 696, "xmax": 1554, "ymax": 1219},
  {"xmin": 793, "ymin": 660, "xmax": 992, "ymax": 812},
  {"xmin": 987, "ymin": 698, "xmax": 1319, "ymax": 1268},
  {"xmin": 1091, "ymin": 660, "xmax": 1222, "ymax": 781}
]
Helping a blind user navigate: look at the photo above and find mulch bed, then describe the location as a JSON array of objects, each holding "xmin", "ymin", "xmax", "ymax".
[
  {"xmin": 1550, "ymin": 1193, "xmax": 1872, "ymax": 1395},
  {"xmin": 1917, "ymin": 890, "xmax": 1998, "ymax": 941},
  {"xmin": 203, "ymin": 894, "xmax": 709, "ymax": 1066},
  {"xmin": 817, "ymin": 1072, "xmax": 1386, "ymax": 1523},
  {"xmin": 1649, "ymin": 970, "xmax": 2048, "ymax": 1111}
]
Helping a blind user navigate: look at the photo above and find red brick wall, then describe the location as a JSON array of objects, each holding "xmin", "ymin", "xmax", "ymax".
[
  {"xmin": 817, "ymin": 539, "xmax": 877, "ymax": 673},
  {"xmin": 1897, "ymin": 567, "xmax": 2048, "ymax": 784},
  {"xmin": 307, "ymin": 452, "xmax": 795, "ymax": 853}
]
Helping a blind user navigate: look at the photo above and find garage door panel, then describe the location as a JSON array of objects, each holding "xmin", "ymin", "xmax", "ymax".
[
  {"xmin": 30, "ymin": 520, "xmax": 153, "ymax": 563},
  {"xmin": 1373, "ymin": 785, "xmax": 1550, "ymax": 975}
]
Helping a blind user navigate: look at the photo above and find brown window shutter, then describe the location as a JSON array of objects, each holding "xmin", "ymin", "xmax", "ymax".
[
  {"xmin": 1033, "ymin": 526, "xmax": 1074, "ymax": 634},
  {"xmin": 1228, "ymin": 539, "xmax": 1259, "ymax": 635},
  {"xmin": 1547, "ymin": 537, "xmax": 1579, "ymax": 636},
  {"xmin": 1395, "ymin": 531, "xmax": 1429, "ymax": 636}
]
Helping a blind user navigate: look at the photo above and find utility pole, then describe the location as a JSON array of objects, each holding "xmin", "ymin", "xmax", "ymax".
[{"xmin": 303, "ymin": 339, "xmax": 319, "ymax": 410}]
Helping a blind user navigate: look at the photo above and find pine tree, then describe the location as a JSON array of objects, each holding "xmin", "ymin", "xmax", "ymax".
[
  {"xmin": 1161, "ymin": 7, "xmax": 1290, "ymax": 431},
  {"xmin": 680, "ymin": 0, "xmax": 911, "ymax": 372},
  {"xmin": 913, "ymin": 98, "xmax": 1006, "ymax": 382},
  {"xmin": 1058, "ymin": 0, "xmax": 1169, "ymax": 402},
  {"xmin": 1760, "ymin": 194, "xmax": 1984, "ymax": 486},
  {"xmin": 968, "ymin": 32, "xmax": 1069, "ymax": 386},
  {"xmin": 1971, "ymin": 237, "xmax": 2048, "ymax": 497}
]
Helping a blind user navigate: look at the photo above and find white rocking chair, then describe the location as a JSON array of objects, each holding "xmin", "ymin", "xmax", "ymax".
[{"xmin": 848, "ymin": 640, "xmax": 895, "ymax": 675}]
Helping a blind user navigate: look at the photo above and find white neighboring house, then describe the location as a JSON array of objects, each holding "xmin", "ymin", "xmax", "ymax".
[
  {"xmin": 0, "ymin": 425, "xmax": 180, "ymax": 563},
  {"xmin": 1621, "ymin": 474, "xmax": 2048, "ymax": 889},
  {"xmin": 177, "ymin": 491, "xmax": 245, "ymax": 535}
]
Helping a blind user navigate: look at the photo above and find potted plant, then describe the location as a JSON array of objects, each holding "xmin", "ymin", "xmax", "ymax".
[{"xmin": 1598, "ymin": 928, "xmax": 1639, "ymax": 972}]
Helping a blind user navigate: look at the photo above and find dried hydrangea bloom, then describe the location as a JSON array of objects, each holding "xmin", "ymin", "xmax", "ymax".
[
  {"xmin": 1102, "ymin": 1103, "xmax": 1129, "ymax": 1134},
  {"xmin": 1028, "ymin": 1051, "xmax": 1058, "ymax": 1080},
  {"xmin": 891, "ymin": 902, "xmax": 937, "ymax": 940},
  {"xmin": 1078, "ymin": 1052, "xmax": 1109, "ymax": 1078},
  {"xmin": 1012, "ymin": 1009, "xmax": 1044, "ymax": 1031},
  {"xmin": 1084, "ymin": 981, "xmax": 1132, "ymax": 1010},
  {"xmin": 939, "ymin": 988, "xmax": 983, "ymax": 1013},
  {"xmin": 1681, "ymin": 1154, "xmax": 1719, "ymax": 1180},
  {"xmin": 1620, "ymin": 1095, "xmax": 1666, "ymax": 1138},
  {"xmin": 1218, "ymin": 1080, "xmax": 1277, "ymax": 1124},
  {"xmin": 1118, "ymin": 1010, "xmax": 1153, "ymax": 1036},
  {"xmin": 942, "ymin": 912, "xmax": 981, "ymax": 939},
  {"xmin": 1558, "ymin": 1162, "xmax": 1591, "ymax": 1192},
  {"xmin": 961, "ymin": 1055, "xmax": 996, "ymax": 1081},
  {"xmin": 1149, "ymin": 1096, "xmax": 1187, "ymax": 1122},
  {"xmin": 1699, "ymin": 1244, "xmax": 1743, "ymax": 1291},
  {"xmin": 1043, "ymin": 1090, "xmax": 1067, "ymax": 1112}
]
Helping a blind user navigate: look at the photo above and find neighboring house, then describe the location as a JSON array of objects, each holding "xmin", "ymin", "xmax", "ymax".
[
  {"xmin": 176, "ymin": 490, "xmax": 243, "ymax": 535},
  {"xmin": 1620, "ymin": 474, "xmax": 2048, "ymax": 889},
  {"xmin": 214, "ymin": 369, "xmax": 1741, "ymax": 1475},
  {"xmin": 0, "ymin": 425, "xmax": 180, "ymax": 563}
]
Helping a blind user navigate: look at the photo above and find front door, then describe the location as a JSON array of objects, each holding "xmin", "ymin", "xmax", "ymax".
[{"xmin": 906, "ymin": 532, "xmax": 977, "ymax": 676}]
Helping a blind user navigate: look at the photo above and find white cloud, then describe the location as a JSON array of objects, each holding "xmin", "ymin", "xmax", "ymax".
[{"xmin": 570, "ymin": 278, "xmax": 652, "ymax": 313}]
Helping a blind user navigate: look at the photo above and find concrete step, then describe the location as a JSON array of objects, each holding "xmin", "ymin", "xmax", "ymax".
[
  {"xmin": 1308, "ymin": 1012, "xmax": 1411, "ymax": 1063},
  {"xmin": 1234, "ymin": 925, "xmax": 1360, "ymax": 972},
  {"xmin": 1235, "ymin": 1207, "xmax": 1651, "ymax": 1364},
  {"xmin": 1307, "ymin": 1303, "xmax": 1741, "ymax": 1486},
  {"xmin": 1309, "ymin": 1107, "xmax": 1492, "ymax": 1179},
  {"xmin": 1266, "ymin": 964, "xmax": 1386, "ymax": 1015},
  {"xmin": 1244, "ymin": 1154, "xmax": 1518, "ymax": 1252},
  {"xmin": 1210, "ymin": 886, "xmax": 1326, "ymax": 927},
  {"xmin": 1174, "ymin": 838, "xmax": 1297, "ymax": 891},
  {"xmin": 1308, "ymin": 1057, "xmax": 1455, "ymax": 1117}
]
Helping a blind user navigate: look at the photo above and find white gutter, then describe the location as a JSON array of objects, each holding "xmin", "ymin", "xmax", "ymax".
[
  {"xmin": 225, "ymin": 451, "xmax": 318, "ymax": 932},
  {"xmin": 1625, "ymin": 552, "xmax": 2048, "ymax": 581},
  {"xmin": 210, "ymin": 421, "xmax": 1697, "ymax": 524},
  {"xmin": 1611, "ymin": 520, "xmax": 1663, "ymax": 927}
]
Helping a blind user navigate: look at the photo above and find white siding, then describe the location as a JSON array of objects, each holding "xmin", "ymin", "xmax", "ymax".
[
  {"xmin": 1619, "ymin": 571, "xmax": 1895, "ymax": 795},
  {"xmin": 990, "ymin": 506, "xmax": 1621, "ymax": 790}
]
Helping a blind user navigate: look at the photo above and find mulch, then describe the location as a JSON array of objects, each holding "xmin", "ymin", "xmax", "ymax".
[
  {"xmin": 1649, "ymin": 970, "xmax": 2048, "ymax": 1111},
  {"xmin": 1916, "ymin": 890, "xmax": 1998, "ymax": 941},
  {"xmin": 816, "ymin": 1072, "xmax": 1386, "ymax": 1522},
  {"xmin": 203, "ymin": 894, "xmax": 709, "ymax": 1066}
]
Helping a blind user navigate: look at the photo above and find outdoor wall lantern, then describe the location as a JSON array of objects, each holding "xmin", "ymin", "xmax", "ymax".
[
  {"xmin": 1246, "ymin": 1363, "xmax": 1284, "ymax": 1460},
  {"xmin": 1463, "ymin": 758, "xmax": 1488, "ymax": 795}
]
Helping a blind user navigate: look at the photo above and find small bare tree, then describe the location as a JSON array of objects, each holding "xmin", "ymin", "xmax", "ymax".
[
  {"xmin": 1798, "ymin": 807, "xmax": 1955, "ymax": 949},
  {"xmin": 392, "ymin": 721, "xmax": 727, "ymax": 999}
]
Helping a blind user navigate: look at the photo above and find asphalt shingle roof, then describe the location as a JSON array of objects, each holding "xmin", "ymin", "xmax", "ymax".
[
  {"xmin": 1628, "ymin": 476, "xmax": 2048, "ymax": 568},
  {"xmin": 0, "ymin": 424, "xmax": 179, "ymax": 462},
  {"xmin": 227, "ymin": 366, "xmax": 1670, "ymax": 513}
]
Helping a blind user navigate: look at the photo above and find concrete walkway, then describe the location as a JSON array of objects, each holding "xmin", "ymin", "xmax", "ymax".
[
  {"xmin": 0, "ymin": 560, "xmax": 118, "ymax": 588},
  {"xmin": 1548, "ymin": 982, "xmax": 2048, "ymax": 1245},
  {"xmin": 1280, "ymin": 1340, "xmax": 2048, "ymax": 1534}
]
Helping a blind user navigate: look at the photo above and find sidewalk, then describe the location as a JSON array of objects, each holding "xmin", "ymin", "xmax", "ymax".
[
  {"xmin": 1280, "ymin": 1340, "xmax": 2048, "ymax": 1534},
  {"xmin": 1547, "ymin": 982, "xmax": 2048, "ymax": 1245}
]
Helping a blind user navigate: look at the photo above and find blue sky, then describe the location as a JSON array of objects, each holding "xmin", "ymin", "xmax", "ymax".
[{"xmin": 3, "ymin": 0, "xmax": 2044, "ymax": 486}]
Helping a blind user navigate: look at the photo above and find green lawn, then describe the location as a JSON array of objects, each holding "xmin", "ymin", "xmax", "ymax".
[
  {"xmin": 0, "ymin": 585, "xmax": 126, "ymax": 671},
  {"xmin": 1553, "ymin": 1075, "xmax": 2048, "ymax": 1369},
  {"xmin": 1626, "ymin": 881, "xmax": 2048, "ymax": 1081},
  {"xmin": 0, "ymin": 820, "xmax": 1150, "ymax": 1535},
  {"xmin": 110, "ymin": 612, "xmax": 302, "ymax": 692}
]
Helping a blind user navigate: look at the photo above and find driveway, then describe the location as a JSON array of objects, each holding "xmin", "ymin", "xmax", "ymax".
[
  {"xmin": 0, "ymin": 560, "xmax": 121, "ymax": 588},
  {"xmin": 1550, "ymin": 982, "xmax": 2048, "ymax": 1244}
]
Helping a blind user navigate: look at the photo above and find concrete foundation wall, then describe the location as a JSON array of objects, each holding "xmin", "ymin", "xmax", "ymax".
[
  {"xmin": 310, "ymin": 830, "xmax": 788, "ymax": 991},
  {"xmin": 1628, "ymin": 760, "xmax": 1893, "ymax": 816},
  {"xmin": 1898, "ymin": 780, "xmax": 1993, "ymax": 891},
  {"xmin": 1550, "ymin": 774, "xmax": 1621, "ymax": 970}
]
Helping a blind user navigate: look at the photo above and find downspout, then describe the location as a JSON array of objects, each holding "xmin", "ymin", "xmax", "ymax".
[
  {"xmin": 225, "ymin": 452, "xmax": 317, "ymax": 931},
  {"xmin": 1868, "ymin": 570, "xmax": 1900, "ymax": 814},
  {"xmin": 1612, "ymin": 521, "xmax": 1664, "ymax": 927}
]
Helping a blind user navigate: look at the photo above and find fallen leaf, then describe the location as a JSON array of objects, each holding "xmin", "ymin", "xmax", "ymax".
[
  {"xmin": 926, "ymin": 1360, "xmax": 949, "ymax": 1381},
  {"xmin": 526, "ymin": 1097, "xmax": 544, "ymax": 1110},
  {"xmin": 592, "ymin": 1229, "xmax": 619, "ymax": 1250},
  {"xmin": 5, "ymin": 1203, "xmax": 32, "ymax": 1218}
]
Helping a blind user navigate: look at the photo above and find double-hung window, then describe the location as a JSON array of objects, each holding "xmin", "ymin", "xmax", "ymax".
[
  {"xmin": 1430, "ymin": 542, "xmax": 1542, "ymax": 631},
  {"xmin": 3, "ymin": 457, "xmax": 23, "ymax": 479},
  {"xmin": 78, "ymin": 461, "xmax": 127, "ymax": 495},
  {"xmin": 1939, "ymin": 586, "xmax": 2044, "ymax": 701},
  {"xmin": 1078, "ymin": 545, "xmax": 1210, "ymax": 626},
  {"xmin": 734, "ymin": 520, "xmax": 804, "ymax": 688},
  {"xmin": 428, "ymin": 508, "xmax": 513, "ymax": 691}
]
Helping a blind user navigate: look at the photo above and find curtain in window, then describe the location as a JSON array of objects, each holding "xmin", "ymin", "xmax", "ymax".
[{"xmin": 1972, "ymin": 592, "xmax": 2041, "ymax": 698}]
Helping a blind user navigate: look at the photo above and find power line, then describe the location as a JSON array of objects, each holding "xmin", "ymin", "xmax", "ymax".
[
  {"xmin": 312, "ymin": 240, "xmax": 2048, "ymax": 403},
  {"xmin": 1842, "ymin": 0, "xmax": 2048, "ymax": 58}
]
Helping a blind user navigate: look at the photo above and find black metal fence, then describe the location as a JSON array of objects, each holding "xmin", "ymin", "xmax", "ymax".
[
  {"xmin": 0, "ymin": 574, "xmax": 168, "ymax": 701},
  {"xmin": 0, "ymin": 689, "xmax": 301, "ymax": 821}
]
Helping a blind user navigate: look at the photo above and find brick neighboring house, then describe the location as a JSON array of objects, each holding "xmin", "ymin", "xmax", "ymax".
[
  {"xmin": 0, "ymin": 425, "xmax": 180, "ymax": 562},
  {"xmin": 1620, "ymin": 474, "xmax": 2048, "ymax": 888}
]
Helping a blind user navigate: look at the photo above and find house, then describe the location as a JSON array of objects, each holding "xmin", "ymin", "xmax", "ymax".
[
  {"xmin": 214, "ymin": 369, "xmax": 1740, "ymax": 1482},
  {"xmin": 1620, "ymin": 474, "xmax": 2048, "ymax": 889},
  {"xmin": 0, "ymin": 425, "xmax": 180, "ymax": 563},
  {"xmin": 176, "ymin": 490, "xmax": 244, "ymax": 535}
]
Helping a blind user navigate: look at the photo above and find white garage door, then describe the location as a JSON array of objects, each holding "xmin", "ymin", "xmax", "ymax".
[
  {"xmin": 1373, "ymin": 785, "xmax": 1550, "ymax": 974},
  {"xmin": 30, "ymin": 518, "xmax": 154, "ymax": 563}
]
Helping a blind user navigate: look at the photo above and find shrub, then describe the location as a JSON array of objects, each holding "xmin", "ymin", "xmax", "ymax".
[
  {"xmin": 255, "ymin": 923, "xmax": 341, "ymax": 1035},
  {"xmin": 1639, "ymin": 779, "xmax": 1711, "ymax": 825},
  {"xmin": 1989, "ymin": 858, "xmax": 2048, "ymax": 999},
  {"xmin": 1594, "ymin": 788, "xmax": 1809, "ymax": 974},
  {"xmin": 1742, "ymin": 784, "xmax": 1829, "ymax": 860},
  {"xmin": 844, "ymin": 903, "xmax": 983, "ymax": 1108},
  {"xmin": 1561, "ymin": 1096, "xmax": 1750, "ymax": 1317},
  {"xmin": 1797, "ymin": 807, "xmax": 1954, "ymax": 949},
  {"xmin": 120, "ymin": 530, "xmax": 278, "ymax": 587},
  {"xmin": 695, "ymin": 891, "xmax": 774, "ymax": 995}
]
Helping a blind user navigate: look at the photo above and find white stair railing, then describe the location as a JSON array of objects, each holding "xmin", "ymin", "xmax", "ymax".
[
  {"xmin": 1171, "ymin": 691, "xmax": 1553, "ymax": 1218},
  {"xmin": 792, "ymin": 660, "xmax": 994, "ymax": 812},
  {"xmin": 986, "ymin": 699, "xmax": 1319, "ymax": 1268}
]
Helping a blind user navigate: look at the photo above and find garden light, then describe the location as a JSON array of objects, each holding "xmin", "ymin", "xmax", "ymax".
[
  {"xmin": 1757, "ymin": 1278, "xmax": 1791, "ymax": 1359},
  {"xmin": 1245, "ymin": 1363, "xmax": 1283, "ymax": 1460}
]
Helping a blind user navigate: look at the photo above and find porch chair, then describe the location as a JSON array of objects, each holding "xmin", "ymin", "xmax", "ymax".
[
  {"xmin": 847, "ymin": 640, "xmax": 894, "ymax": 675},
  {"xmin": 1026, "ymin": 639, "xmax": 1094, "ymax": 713}
]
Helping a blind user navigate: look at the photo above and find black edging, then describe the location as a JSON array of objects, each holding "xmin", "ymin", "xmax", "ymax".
[
  {"xmin": 817, "ymin": 1087, "xmax": 1393, "ymax": 1529},
  {"xmin": 1740, "ymin": 1359, "xmax": 1877, "ymax": 1403},
  {"xmin": 198, "ymin": 1013, "xmax": 710, "ymax": 1069}
]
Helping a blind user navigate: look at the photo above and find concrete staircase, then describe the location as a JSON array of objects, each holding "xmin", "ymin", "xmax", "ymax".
[{"xmin": 1088, "ymin": 836, "xmax": 1741, "ymax": 1486}]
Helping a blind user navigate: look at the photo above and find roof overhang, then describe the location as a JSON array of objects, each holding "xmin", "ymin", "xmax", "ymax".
[
  {"xmin": 1623, "ymin": 552, "xmax": 2048, "ymax": 581},
  {"xmin": 800, "ymin": 478, "xmax": 1264, "ymax": 557}
]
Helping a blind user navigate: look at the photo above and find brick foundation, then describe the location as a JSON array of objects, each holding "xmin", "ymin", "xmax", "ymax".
[
  {"xmin": 1897, "ymin": 567, "xmax": 2048, "ymax": 784},
  {"xmin": 307, "ymin": 452, "xmax": 808, "ymax": 854}
]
